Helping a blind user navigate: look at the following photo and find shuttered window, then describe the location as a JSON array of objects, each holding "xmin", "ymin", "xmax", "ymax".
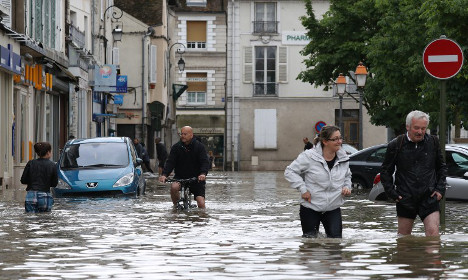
[
  {"xmin": 187, "ymin": 21, "xmax": 207, "ymax": 49},
  {"xmin": 50, "ymin": 0, "xmax": 56, "ymax": 48},
  {"xmin": 186, "ymin": 73, "xmax": 207, "ymax": 104},
  {"xmin": 278, "ymin": 46, "xmax": 288, "ymax": 83},
  {"xmin": 0, "ymin": 0, "xmax": 11, "ymax": 27},
  {"xmin": 243, "ymin": 47, "xmax": 253, "ymax": 83},
  {"xmin": 35, "ymin": 0, "xmax": 42, "ymax": 41},
  {"xmin": 149, "ymin": 45, "xmax": 157, "ymax": 83},
  {"xmin": 254, "ymin": 109, "xmax": 277, "ymax": 149},
  {"xmin": 112, "ymin": 47, "xmax": 119, "ymax": 65}
]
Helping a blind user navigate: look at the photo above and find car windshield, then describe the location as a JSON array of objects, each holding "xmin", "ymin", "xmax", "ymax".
[{"xmin": 60, "ymin": 142, "xmax": 129, "ymax": 168}]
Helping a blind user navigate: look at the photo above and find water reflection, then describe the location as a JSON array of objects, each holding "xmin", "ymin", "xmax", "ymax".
[{"xmin": 1, "ymin": 171, "xmax": 468, "ymax": 279}]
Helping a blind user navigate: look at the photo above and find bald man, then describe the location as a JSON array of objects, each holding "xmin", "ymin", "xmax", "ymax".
[{"xmin": 159, "ymin": 126, "xmax": 210, "ymax": 208}]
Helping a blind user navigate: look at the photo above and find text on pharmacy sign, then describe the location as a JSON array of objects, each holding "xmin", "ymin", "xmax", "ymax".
[{"xmin": 282, "ymin": 31, "xmax": 311, "ymax": 45}]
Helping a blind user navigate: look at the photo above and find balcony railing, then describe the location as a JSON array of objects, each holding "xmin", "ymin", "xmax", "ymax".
[
  {"xmin": 69, "ymin": 24, "xmax": 85, "ymax": 48},
  {"xmin": 253, "ymin": 21, "xmax": 278, "ymax": 34},
  {"xmin": 253, "ymin": 83, "xmax": 278, "ymax": 96}
]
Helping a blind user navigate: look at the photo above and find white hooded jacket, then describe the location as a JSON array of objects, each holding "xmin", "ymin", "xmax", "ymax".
[{"xmin": 284, "ymin": 143, "xmax": 352, "ymax": 212}]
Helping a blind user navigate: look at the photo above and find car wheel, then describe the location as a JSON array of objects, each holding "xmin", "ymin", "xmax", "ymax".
[{"xmin": 352, "ymin": 177, "xmax": 368, "ymax": 190}]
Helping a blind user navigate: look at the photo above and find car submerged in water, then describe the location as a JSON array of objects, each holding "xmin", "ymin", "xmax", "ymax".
[{"xmin": 54, "ymin": 137, "xmax": 146, "ymax": 197}]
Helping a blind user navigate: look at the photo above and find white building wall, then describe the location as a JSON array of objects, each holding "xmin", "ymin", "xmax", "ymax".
[{"xmin": 228, "ymin": 0, "xmax": 387, "ymax": 170}]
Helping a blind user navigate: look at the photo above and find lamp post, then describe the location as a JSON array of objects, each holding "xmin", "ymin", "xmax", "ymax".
[
  {"xmin": 354, "ymin": 62, "xmax": 368, "ymax": 150},
  {"xmin": 103, "ymin": 5, "xmax": 123, "ymax": 64},
  {"xmin": 167, "ymin": 43, "xmax": 186, "ymax": 144},
  {"xmin": 335, "ymin": 73, "xmax": 347, "ymax": 133}
]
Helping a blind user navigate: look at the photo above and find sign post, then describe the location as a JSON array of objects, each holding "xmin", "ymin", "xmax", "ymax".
[{"xmin": 423, "ymin": 35, "xmax": 464, "ymax": 228}]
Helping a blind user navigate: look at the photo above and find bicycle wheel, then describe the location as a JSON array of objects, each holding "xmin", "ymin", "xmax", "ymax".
[{"xmin": 183, "ymin": 188, "xmax": 190, "ymax": 210}]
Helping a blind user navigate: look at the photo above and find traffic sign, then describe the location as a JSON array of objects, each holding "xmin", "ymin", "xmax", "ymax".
[
  {"xmin": 315, "ymin": 121, "xmax": 326, "ymax": 133},
  {"xmin": 423, "ymin": 37, "xmax": 464, "ymax": 79}
]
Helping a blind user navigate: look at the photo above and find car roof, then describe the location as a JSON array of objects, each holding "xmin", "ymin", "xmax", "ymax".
[
  {"xmin": 350, "ymin": 143, "xmax": 387, "ymax": 158},
  {"xmin": 67, "ymin": 137, "xmax": 130, "ymax": 145},
  {"xmin": 446, "ymin": 143, "xmax": 468, "ymax": 154}
]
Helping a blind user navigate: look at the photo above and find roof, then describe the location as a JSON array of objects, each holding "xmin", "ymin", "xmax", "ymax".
[
  {"xmin": 68, "ymin": 137, "xmax": 130, "ymax": 145},
  {"xmin": 114, "ymin": 0, "xmax": 163, "ymax": 26},
  {"xmin": 169, "ymin": 0, "xmax": 226, "ymax": 12}
]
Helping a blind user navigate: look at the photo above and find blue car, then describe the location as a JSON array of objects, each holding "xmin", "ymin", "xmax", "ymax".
[{"xmin": 54, "ymin": 137, "xmax": 146, "ymax": 197}]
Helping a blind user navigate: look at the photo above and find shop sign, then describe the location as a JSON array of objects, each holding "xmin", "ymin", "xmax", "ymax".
[
  {"xmin": 0, "ymin": 44, "xmax": 21, "ymax": 74},
  {"xmin": 282, "ymin": 31, "xmax": 311, "ymax": 45},
  {"xmin": 193, "ymin": 127, "xmax": 224, "ymax": 134}
]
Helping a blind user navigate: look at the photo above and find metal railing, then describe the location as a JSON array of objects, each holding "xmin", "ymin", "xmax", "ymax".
[
  {"xmin": 253, "ymin": 21, "xmax": 278, "ymax": 34},
  {"xmin": 253, "ymin": 83, "xmax": 278, "ymax": 96},
  {"xmin": 69, "ymin": 24, "xmax": 85, "ymax": 48}
]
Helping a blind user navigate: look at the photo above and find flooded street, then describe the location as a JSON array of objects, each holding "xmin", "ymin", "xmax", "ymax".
[{"xmin": 1, "ymin": 171, "xmax": 468, "ymax": 279}]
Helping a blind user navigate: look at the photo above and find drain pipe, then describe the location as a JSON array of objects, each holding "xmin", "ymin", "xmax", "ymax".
[
  {"xmin": 142, "ymin": 27, "xmax": 155, "ymax": 141},
  {"xmin": 231, "ymin": 0, "xmax": 235, "ymax": 171}
]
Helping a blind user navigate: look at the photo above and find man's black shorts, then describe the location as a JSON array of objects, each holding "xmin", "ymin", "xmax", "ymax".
[
  {"xmin": 396, "ymin": 194, "xmax": 439, "ymax": 221},
  {"xmin": 188, "ymin": 181, "xmax": 206, "ymax": 198}
]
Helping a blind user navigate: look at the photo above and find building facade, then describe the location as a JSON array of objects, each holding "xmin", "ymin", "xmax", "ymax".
[
  {"xmin": 1, "ymin": 0, "xmax": 76, "ymax": 199},
  {"xmin": 226, "ymin": 0, "xmax": 388, "ymax": 171},
  {"xmin": 168, "ymin": 0, "xmax": 227, "ymax": 169}
]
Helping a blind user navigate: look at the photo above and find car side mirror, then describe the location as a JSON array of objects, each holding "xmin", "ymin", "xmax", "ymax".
[
  {"xmin": 464, "ymin": 171, "xmax": 468, "ymax": 180},
  {"xmin": 136, "ymin": 158, "xmax": 143, "ymax": 166}
]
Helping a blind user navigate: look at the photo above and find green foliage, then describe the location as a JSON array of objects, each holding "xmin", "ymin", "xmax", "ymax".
[{"xmin": 299, "ymin": 0, "xmax": 468, "ymax": 134}]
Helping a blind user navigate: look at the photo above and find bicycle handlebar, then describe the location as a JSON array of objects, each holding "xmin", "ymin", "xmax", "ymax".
[{"xmin": 165, "ymin": 177, "xmax": 198, "ymax": 184}]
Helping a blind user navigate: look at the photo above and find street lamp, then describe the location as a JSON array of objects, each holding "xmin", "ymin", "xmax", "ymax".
[
  {"xmin": 166, "ymin": 43, "xmax": 187, "ymax": 145},
  {"xmin": 168, "ymin": 42, "xmax": 187, "ymax": 100},
  {"xmin": 112, "ymin": 25, "xmax": 123, "ymax": 42},
  {"xmin": 355, "ymin": 62, "xmax": 368, "ymax": 150},
  {"xmin": 335, "ymin": 73, "xmax": 347, "ymax": 133},
  {"xmin": 103, "ymin": 5, "xmax": 123, "ymax": 63}
]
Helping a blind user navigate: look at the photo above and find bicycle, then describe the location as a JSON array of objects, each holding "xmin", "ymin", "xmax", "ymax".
[{"xmin": 166, "ymin": 177, "xmax": 198, "ymax": 210}]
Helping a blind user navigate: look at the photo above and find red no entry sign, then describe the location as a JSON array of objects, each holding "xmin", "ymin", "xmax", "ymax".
[{"xmin": 423, "ymin": 37, "xmax": 464, "ymax": 79}]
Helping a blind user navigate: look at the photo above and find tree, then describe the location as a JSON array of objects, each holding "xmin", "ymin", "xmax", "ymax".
[{"xmin": 299, "ymin": 0, "xmax": 468, "ymax": 135}]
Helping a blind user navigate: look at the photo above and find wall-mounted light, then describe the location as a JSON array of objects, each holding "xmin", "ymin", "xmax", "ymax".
[
  {"xmin": 177, "ymin": 57, "xmax": 185, "ymax": 72},
  {"xmin": 112, "ymin": 25, "xmax": 123, "ymax": 42}
]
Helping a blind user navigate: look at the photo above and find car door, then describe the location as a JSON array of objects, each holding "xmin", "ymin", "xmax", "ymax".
[
  {"xmin": 445, "ymin": 150, "xmax": 468, "ymax": 200},
  {"xmin": 361, "ymin": 146, "xmax": 388, "ymax": 188}
]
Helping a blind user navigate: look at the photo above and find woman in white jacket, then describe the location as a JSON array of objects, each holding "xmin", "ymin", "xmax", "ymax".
[{"xmin": 284, "ymin": 125, "xmax": 352, "ymax": 238}]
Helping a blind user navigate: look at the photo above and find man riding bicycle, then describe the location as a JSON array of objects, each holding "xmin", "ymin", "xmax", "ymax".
[{"xmin": 159, "ymin": 126, "xmax": 210, "ymax": 208}]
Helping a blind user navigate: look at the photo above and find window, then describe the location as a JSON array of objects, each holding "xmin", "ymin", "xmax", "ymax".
[
  {"xmin": 254, "ymin": 46, "xmax": 277, "ymax": 95},
  {"xmin": 187, "ymin": 21, "xmax": 207, "ymax": 49},
  {"xmin": 254, "ymin": 109, "xmax": 277, "ymax": 149},
  {"xmin": 149, "ymin": 45, "xmax": 157, "ymax": 83},
  {"xmin": 186, "ymin": 0, "xmax": 207, "ymax": 7},
  {"xmin": 446, "ymin": 151, "xmax": 468, "ymax": 178},
  {"xmin": 0, "ymin": 0, "xmax": 11, "ymax": 27},
  {"xmin": 112, "ymin": 47, "xmax": 119, "ymax": 65},
  {"xmin": 254, "ymin": 2, "xmax": 277, "ymax": 33},
  {"xmin": 186, "ymin": 73, "xmax": 207, "ymax": 105},
  {"xmin": 13, "ymin": 90, "xmax": 28, "ymax": 163}
]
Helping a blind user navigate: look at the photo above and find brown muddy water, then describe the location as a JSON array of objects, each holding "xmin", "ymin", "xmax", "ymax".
[{"xmin": 1, "ymin": 171, "xmax": 467, "ymax": 279}]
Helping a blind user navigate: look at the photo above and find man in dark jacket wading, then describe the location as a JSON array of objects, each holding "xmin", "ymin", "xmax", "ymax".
[
  {"xmin": 159, "ymin": 126, "xmax": 210, "ymax": 208},
  {"xmin": 381, "ymin": 110, "xmax": 447, "ymax": 236}
]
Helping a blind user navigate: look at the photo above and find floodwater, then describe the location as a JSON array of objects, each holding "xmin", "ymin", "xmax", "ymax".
[{"xmin": 1, "ymin": 171, "xmax": 468, "ymax": 279}]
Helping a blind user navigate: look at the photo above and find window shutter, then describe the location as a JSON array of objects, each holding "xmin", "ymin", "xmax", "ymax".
[
  {"xmin": 35, "ymin": 0, "xmax": 43, "ymax": 41},
  {"xmin": 254, "ymin": 109, "xmax": 277, "ymax": 149},
  {"xmin": 51, "ymin": 0, "xmax": 56, "ymax": 49},
  {"xmin": 278, "ymin": 46, "xmax": 288, "ymax": 83},
  {"xmin": 112, "ymin": 47, "xmax": 120, "ymax": 65},
  {"xmin": 150, "ymin": 45, "xmax": 157, "ymax": 83},
  {"xmin": 1, "ymin": 0, "xmax": 11, "ymax": 27},
  {"xmin": 44, "ymin": 0, "xmax": 50, "ymax": 47},
  {"xmin": 243, "ymin": 47, "xmax": 253, "ymax": 83}
]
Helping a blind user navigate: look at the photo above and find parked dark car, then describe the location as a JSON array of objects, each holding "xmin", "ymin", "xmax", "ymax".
[
  {"xmin": 349, "ymin": 143, "xmax": 387, "ymax": 189},
  {"xmin": 369, "ymin": 144, "xmax": 468, "ymax": 201}
]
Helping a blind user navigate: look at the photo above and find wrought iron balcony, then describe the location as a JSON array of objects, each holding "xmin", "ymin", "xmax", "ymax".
[
  {"xmin": 69, "ymin": 24, "xmax": 85, "ymax": 49},
  {"xmin": 253, "ymin": 83, "xmax": 278, "ymax": 96},
  {"xmin": 253, "ymin": 21, "xmax": 278, "ymax": 34}
]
